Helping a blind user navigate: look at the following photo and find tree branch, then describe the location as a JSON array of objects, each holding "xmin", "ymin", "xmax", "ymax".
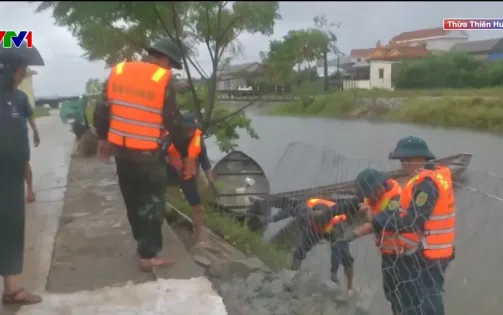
[
  {"xmin": 168, "ymin": 3, "xmax": 202, "ymax": 117},
  {"xmin": 216, "ymin": 14, "xmax": 242, "ymax": 45},
  {"xmin": 203, "ymin": 2, "xmax": 224, "ymax": 129},
  {"xmin": 102, "ymin": 20, "xmax": 147, "ymax": 51},
  {"xmin": 209, "ymin": 95, "xmax": 262, "ymax": 126},
  {"xmin": 204, "ymin": 5, "xmax": 215, "ymax": 63}
]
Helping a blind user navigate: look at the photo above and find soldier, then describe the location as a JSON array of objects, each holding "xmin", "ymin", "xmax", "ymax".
[
  {"xmin": 368, "ymin": 136, "xmax": 455, "ymax": 315},
  {"xmin": 351, "ymin": 168, "xmax": 403, "ymax": 315},
  {"xmin": 164, "ymin": 113, "xmax": 214, "ymax": 248},
  {"xmin": 93, "ymin": 37, "xmax": 189, "ymax": 272}
]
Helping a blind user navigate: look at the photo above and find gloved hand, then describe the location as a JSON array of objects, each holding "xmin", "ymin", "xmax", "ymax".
[{"xmin": 33, "ymin": 130, "xmax": 40, "ymax": 147}]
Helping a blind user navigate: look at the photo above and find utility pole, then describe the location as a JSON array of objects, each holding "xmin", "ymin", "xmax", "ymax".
[{"xmin": 323, "ymin": 50, "xmax": 329, "ymax": 92}]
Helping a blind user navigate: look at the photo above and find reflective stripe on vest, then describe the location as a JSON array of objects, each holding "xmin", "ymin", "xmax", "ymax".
[
  {"xmin": 167, "ymin": 129, "xmax": 203, "ymax": 179},
  {"xmin": 306, "ymin": 198, "xmax": 343, "ymax": 233},
  {"xmin": 106, "ymin": 61, "xmax": 171, "ymax": 151},
  {"xmin": 364, "ymin": 179, "xmax": 405, "ymax": 255},
  {"xmin": 398, "ymin": 166, "xmax": 456, "ymax": 258}
]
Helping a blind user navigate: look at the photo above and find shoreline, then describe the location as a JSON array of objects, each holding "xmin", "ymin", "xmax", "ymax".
[{"xmin": 263, "ymin": 93, "xmax": 503, "ymax": 135}]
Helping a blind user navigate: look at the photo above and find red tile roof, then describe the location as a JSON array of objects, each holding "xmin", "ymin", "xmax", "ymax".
[
  {"xmin": 369, "ymin": 46, "xmax": 430, "ymax": 61},
  {"xmin": 350, "ymin": 48, "xmax": 375, "ymax": 58},
  {"xmin": 390, "ymin": 27, "xmax": 448, "ymax": 42}
]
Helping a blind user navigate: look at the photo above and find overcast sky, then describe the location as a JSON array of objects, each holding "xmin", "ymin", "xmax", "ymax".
[{"xmin": 2, "ymin": 1, "xmax": 503, "ymax": 97}]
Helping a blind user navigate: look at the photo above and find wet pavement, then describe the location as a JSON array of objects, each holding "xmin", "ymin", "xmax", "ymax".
[
  {"xmin": 1, "ymin": 111, "xmax": 73, "ymax": 314},
  {"xmin": 1, "ymin": 112, "xmax": 226, "ymax": 315}
]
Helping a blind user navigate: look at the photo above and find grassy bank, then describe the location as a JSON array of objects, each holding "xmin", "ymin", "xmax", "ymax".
[
  {"xmin": 165, "ymin": 181, "xmax": 290, "ymax": 271},
  {"xmin": 33, "ymin": 107, "xmax": 50, "ymax": 118},
  {"xmin": 267, "ymin": 89, "xmax": 503, "ymax": 133}
]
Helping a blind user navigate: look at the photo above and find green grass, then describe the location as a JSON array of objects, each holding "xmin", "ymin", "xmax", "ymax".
[
  {"xmin": 386, "ymin": 97, "xmax": 503, "ymax": 133},
  {"xmin": 33, "ymin": 107, "xmax": 50, "ymax": 118},
  {"xmin": 265, "ymin": 89, "xmax": 503, "ymax": 134},
  {"xmin": 165, "ymin": 180, "xmax": 290, "ymax": 271}
]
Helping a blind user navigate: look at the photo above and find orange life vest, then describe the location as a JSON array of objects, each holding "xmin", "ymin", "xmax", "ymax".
[
  {"xmin": 306, "ymin": 198, "xmax": 347, "ymax": 233},
  {"xmin": 363, "ymin": 179, "xmax": 404, "ymax": 255},
  {"xmin": 166, "ymin": 129, "xmax": 202, "ymax": 180},
  {"xmin": 106, "ymin": 61, "xmax": 171, "ymax": 151},
  {"xmin": 398, "ymin": 166, "xmax": 455, "ymax": 259}
]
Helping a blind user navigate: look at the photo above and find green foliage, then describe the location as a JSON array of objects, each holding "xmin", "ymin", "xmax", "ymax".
[
  {"xmin": 85, "ymin": 78, "xmax": 104, "ymax": 96},
  {"xmin": 166, "ymin": 180, "xmax": 289, "ymax": 270},
  {"xmin": 394, "ymin": 53, "xmax": 503, "ymax": 89},
  {"xmin": 177, "ymin": 84, "xmax": 258, "ymax": 152},
  {"xmin": 268, "ymin": 88, "xmax": 503, "ymax": 134},
  {"xmin": 35, "ymin": 1, "xmax": 281, "ymax": 152},
  {"xmin": 259, "ymin": 15, "xmax": 339, "ymax": 90},
  {"xmin": 269, "ymin": 91, "xmax": 356, "ymax": 117},
  {"xmin": 387, "ymin": 97, "xmax": 503, "ymax": 133}
]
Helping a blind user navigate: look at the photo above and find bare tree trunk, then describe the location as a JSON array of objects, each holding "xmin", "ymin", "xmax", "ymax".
[{"xmin": 323, "ymin": 50, "xmax": 329, "ymax": 92}]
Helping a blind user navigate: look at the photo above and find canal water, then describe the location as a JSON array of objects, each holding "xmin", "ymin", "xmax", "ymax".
[{"xmin": 206, "ymin": 110, "xmax": 503, "ymax": 315}]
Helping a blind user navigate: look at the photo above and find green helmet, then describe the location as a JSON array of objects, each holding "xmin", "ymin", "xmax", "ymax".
[
  {"xmin": 388, "ymin": 136, "xmax": 435, "ymax": 160},
  {"xmin": 147, "ymin": 37, "xmax": 184, "ymax": 70},
  {"xmin": 355, "ymin": 168, "xmax": 389, "ymax": 199},
  {"xmin": 182, "ymin": 112, "xmax": 201, "ymax": 129}
]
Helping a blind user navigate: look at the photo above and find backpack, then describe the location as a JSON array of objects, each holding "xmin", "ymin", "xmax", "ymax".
[{"xmin": 0, "ymin": 91, "xmax": 27, "ymax": 157}]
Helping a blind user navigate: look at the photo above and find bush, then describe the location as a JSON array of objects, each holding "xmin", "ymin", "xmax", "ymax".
[
  {"xmin": 394, "ymin": 53, "xmax": 503, "ymax": 89},
  {"xmin": 387, "ymin": 97, "xmax": 503, "ymax": 132},
  {"xmin": 268, "ymin": 91, "xmax": 359, "ymax": 117}
]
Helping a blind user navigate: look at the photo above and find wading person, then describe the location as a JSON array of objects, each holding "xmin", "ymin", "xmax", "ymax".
[
  {"xmin": 369, "ymin": 136, "xmax": 455, "ymax": 315},
  {"xmin": 0, "ymin": 52, "xmax": 42, "ymax": 305},
  {"xmin": 164, "ymin": 113, "xmax": 214, "ymax": 248},
  {"xmin": 94, "ymin": 37, "xmax": 189, "ymax": 272}
]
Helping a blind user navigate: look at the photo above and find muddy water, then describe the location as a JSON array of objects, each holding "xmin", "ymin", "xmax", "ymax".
[{"xmin": 206, "ymin": 111, "xmax": 503, "ymax": 315}]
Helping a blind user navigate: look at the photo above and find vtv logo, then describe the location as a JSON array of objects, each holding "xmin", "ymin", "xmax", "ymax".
[{"xmin": 0, "ymin": 31, "xmax": 33, "ymax": 49}]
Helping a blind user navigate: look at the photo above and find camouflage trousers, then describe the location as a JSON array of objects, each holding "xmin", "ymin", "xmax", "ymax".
[{"xmin": 116, "ymin": 158, "xmax": 166, "ymax": 259}]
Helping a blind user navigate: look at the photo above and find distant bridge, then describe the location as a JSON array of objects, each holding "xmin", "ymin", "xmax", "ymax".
[{"xmin": 34, "ymin": 95, "xmax": 100, "ymax": 108}]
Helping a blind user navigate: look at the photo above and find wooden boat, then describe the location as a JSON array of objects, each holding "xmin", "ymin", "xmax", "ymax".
[
  {"xmin": 270, "ymin": 152, "xmax": 472, "ymax": 202},
  {"xmin": 211, "ymin": 151, "xmax": 271, "ymax": 231},
  {"xmin": 211, "ymin": 151, "xmax": 472, "ymax": 237}
]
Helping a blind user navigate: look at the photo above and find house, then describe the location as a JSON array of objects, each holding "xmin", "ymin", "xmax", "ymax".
[
  {"xmin": 18, "ymin": 68, "xmax": 37, "ymax": 107},
  {"xmin": 368, "ymin": 44, "xmax": 430, "ymax": 90},
  {"xmin": 315, "ymin": 56, "xmax": 353, "ymax": 77},
  {"xmin": 450, "ymin": 38, "xmax": 503, "ymax": 61},
  {"xmin": 216, "ymin": 62, "xmax": 262, "ymax": 91},
  {"xmin": 389, "ymin": 27, "xmax": 468, "ymax": 52},
  {"xmin": 349, "ymin": 48, "xmax": 375, "ymax": 61}
]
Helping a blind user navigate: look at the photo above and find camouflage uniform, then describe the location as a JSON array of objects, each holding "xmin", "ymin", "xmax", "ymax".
[{"xmin": 93, "ymin": 38, "xmax": 187, "ymax": 260}]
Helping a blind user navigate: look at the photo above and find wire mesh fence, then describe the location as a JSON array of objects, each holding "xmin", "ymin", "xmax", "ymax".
[{"xmin": 167, "ymin": 141, "xmax": 503, "ymax": 314}]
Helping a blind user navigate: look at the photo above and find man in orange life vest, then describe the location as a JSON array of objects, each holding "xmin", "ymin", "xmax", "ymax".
[
  {"xmin": 351, "ymin": 168, "xmax": 404, "ymax": 315},
  {"xmin": 93, "ymin": 37, "xmax": 189, "ymax": 272},
  {"xmin": 269, "ymin": 197, "xmax": 361, "ymax": 297},
  {"xmin": 367, "ymin": 136, "xmax": 455, "ymax": 315},
  {"xmin": 164, "ymin": 113, "xmax": 214, "ymax": 247}
]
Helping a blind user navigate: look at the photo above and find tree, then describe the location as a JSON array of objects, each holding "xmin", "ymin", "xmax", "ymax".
[
  {"xmin": 33, "ymin": 2, "xmax": 280, "ymax": 152},
  {"xmin": 313, "ymin": 15, "xmax": 340, "ymax": 92},
  {"xmin": 85, "ymin": 78, "xmax": 104, "ymax": 96},
  {"xmin": 259, "ymin": 15, "xmax": 339, "ymax": 91}
]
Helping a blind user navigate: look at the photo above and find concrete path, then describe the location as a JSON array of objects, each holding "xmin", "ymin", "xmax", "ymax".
[{"xmin": 1, "ymin": 112, "xmax": 227, "ymax": 315}]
